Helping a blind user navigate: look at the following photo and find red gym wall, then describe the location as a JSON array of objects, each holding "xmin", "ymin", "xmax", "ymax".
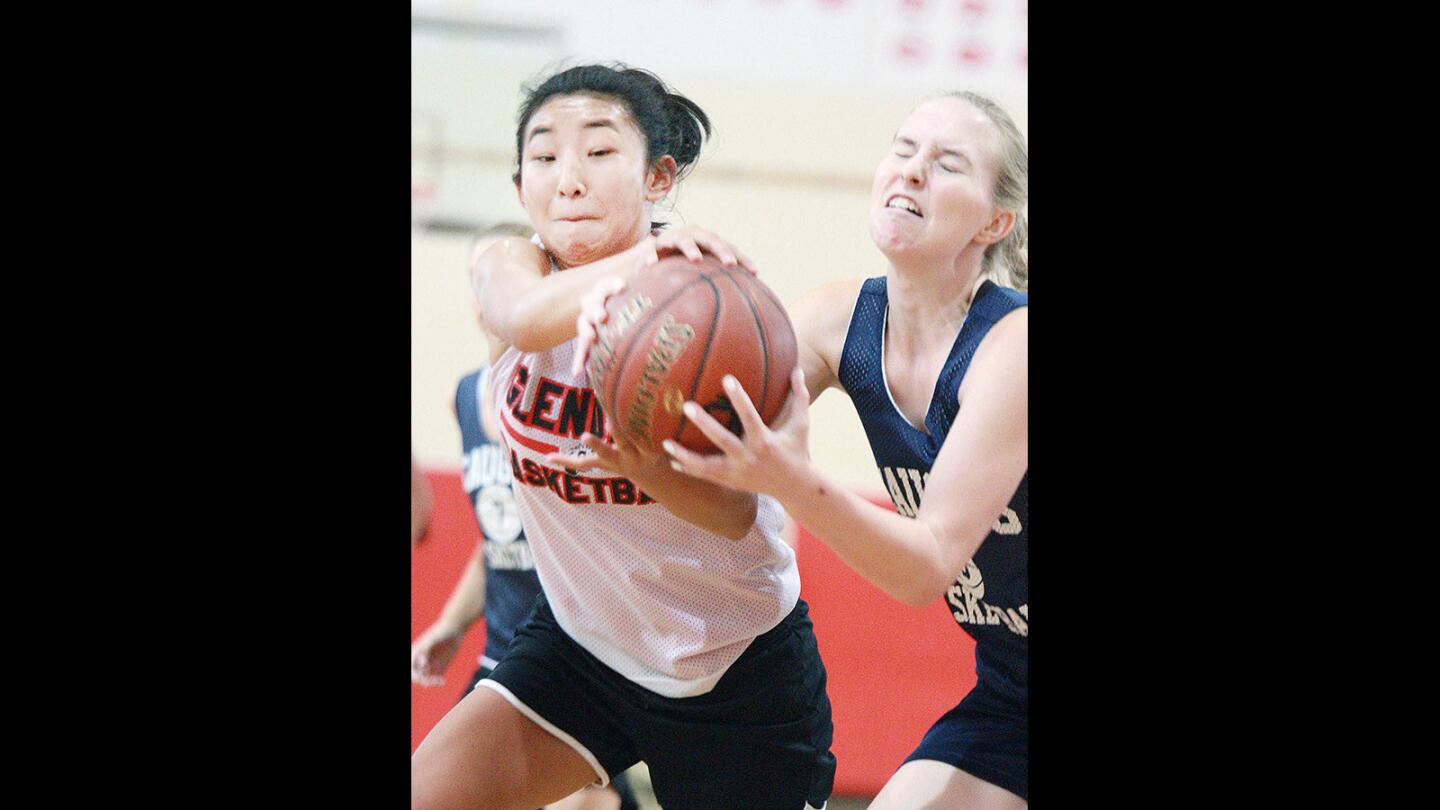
[{"xmin": 411, "ymin": 470, "xmax": 976, "ymax": 797}]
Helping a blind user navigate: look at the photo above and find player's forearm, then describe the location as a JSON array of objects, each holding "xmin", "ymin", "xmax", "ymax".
[
  {"xmin": 777, "ymin": 462, "xmax": 965, "ymax": 606},
  {"xmin": 505, "ymin": 241, "xmax": 648, "ymax": 353},
  {"xmin": 639, "ymin": 472, "xmax": 758, "ymax": 540},
  {"xmin": 435, "ymin": 546, "xmax": 488, "ymax": 632}
]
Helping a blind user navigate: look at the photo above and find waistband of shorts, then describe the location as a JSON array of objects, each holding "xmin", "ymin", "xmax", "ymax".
[{"xmin": 532, "ymin": 591, "xmax": 810, "ymax": 685}]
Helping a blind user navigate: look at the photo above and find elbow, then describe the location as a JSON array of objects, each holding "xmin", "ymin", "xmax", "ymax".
[
  {"xmin": 892, "ymin": 566, "xmax": 956, "ymax": 607},
  {"xmin": 897, "ymin": 524, "xmax": 985, "ymax": 607},
  {"xmin": 870, "ymin": 574, "xmax": 943, "ymax": 607}
]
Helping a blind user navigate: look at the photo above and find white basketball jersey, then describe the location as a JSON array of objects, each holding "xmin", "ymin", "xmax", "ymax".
[{"xmin": 487, "ymin": 337, "xmax": 800, "ymax": 698}]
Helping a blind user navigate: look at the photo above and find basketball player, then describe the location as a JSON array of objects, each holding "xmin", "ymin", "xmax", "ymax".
[
  {"xmin": 410, "ymin": 225, "xmax": 641, "ymax": 810},
  {"xmin": 410, "ymin": 65, "xmax": 835, "ymax": 810},
  {"xmin": 584, "ymin": 92, "xmax": 1029, "ymax": 808}
]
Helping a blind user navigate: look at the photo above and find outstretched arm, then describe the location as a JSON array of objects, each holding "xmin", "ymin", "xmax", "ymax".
[
  {"xmin": 667, "ymin": 308, "xmax": 1027, "ymax": 606},
  {"xmin": 474, "ymin": 228, "xmax": 756, "ymax": 355},
  {"xmin": 471, "ymin": 236, "xmax": 650, "ymax": 354}
]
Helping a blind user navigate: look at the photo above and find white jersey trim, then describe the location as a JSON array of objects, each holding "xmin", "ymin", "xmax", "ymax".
[
  {"xmin": 879, "ymin": 299, "xmax": 966, "ymax": 432},
  {"xmin": 475, "ymin": 678, "xmax": 610, "ymax": 788}
]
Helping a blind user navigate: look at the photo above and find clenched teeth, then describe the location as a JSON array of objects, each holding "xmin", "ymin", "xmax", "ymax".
[{"xmin": 885, "ymin": 197, "xmax": 922, "ymax": 216}]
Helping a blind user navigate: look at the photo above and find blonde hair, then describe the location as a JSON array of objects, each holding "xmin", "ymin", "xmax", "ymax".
[{"xmin": 949, "ymin": 91, "xmax": 1027, "ymax": 291}]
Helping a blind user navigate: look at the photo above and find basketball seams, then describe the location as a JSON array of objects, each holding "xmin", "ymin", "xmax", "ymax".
[
  {"xmin": 671, "ymin": 275, "xmax": 722, "ymax": 448},
  {"xmin": 714, "ymin": 265, "xmax": 772, "ymax": 420},
  {"xmin": 741, "ymin": 270, "xmax": 799, "ymax": 420},
  {"xmin": 601, "ymin": 265, "xmax": 708, "ymax": 409},
  {"xmin": 598, "ymin": 257, "xmax": 796, "ymax": 453},
  {"xmin": 602, "ymin": 265, "xmax": 711, "ymax": 438}
]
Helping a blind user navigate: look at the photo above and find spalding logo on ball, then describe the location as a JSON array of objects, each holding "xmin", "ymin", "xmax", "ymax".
[{"xmin": 587, "ymin": 255, "xmax": 797, "ymax": 454}]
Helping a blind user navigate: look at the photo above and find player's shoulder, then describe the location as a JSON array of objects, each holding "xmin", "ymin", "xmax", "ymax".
[
  {"xmin": 799, "ymin": 276, "xmax": 868, "ymax": 303},
  {"xmin": 791, "ymin": 277, "xmax": 868, "ymax": 332},
  {"xmin": 972, "ymin": 306, "xmax": 1026, "ymax": 367},
  {"xmin": 988, "ymin": 302, "xmax": 1027, "ymax": 337}
]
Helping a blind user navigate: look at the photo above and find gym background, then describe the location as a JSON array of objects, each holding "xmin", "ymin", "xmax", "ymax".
[{"xmin": 411, "ymin": 1, "xmax": 1027, "ymax": 804}]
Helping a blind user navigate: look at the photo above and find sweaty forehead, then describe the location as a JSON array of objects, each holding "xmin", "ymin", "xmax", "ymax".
[
  {"xmin": 527, "ymin": 94, "xmax": 638, "ymax": 137},
  {"xmin": 899, "ymin": 98, "xmax": 998, "ymax": 155}
]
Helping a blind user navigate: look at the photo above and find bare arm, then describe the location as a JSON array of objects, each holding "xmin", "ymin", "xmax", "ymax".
[
  {"xmin": 625, "ymin": 461, "xmax": 758, "ymax": 541},
  {"xmin": 464, "ymin": 237, "xmax": 514, "ymax": 365},
  {"xmin": 788, "ymin": 277, "xmax": 864, "ymax": 403},
  {"xmin": 475, "ymin": 228, "xmax": 756, "ymax": 355},
  {"xmin": 667, "ymin": 308, "xmax": 1027, "ymax": 605},
  {"xmin": 770, "ymin": 280, "xmax": 857, "ymax": 551},
  {"xmin": 472, "ymin": 236, "xmax": 654, "ymax": 353},
  {"xmin": 547, "ymin": 429, "xmax": 759, "ymax": 540}
]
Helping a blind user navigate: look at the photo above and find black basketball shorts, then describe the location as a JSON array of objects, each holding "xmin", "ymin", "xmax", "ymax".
[{"xmin": 478, "ymin": 593, "xmax": 836, "ymax": 810}]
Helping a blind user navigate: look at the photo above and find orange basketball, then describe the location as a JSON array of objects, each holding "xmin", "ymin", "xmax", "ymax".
[{"xmin": 587, "ymin": 255, "xmax": 797, "ymax": 454}]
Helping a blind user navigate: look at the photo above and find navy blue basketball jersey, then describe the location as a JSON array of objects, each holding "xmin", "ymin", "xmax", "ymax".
[
  {"xmin": 456, "ymin": 367, "xmax": 543, "ymax": 669},
  {"xmin": 837, "ymin": 278, "xmax": 1028, "ymax": 705}
]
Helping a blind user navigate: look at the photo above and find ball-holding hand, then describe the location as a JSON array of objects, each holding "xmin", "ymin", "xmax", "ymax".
[{"xmin": 661, "ymin": 367, "xmax": 812, "ymax": 495}]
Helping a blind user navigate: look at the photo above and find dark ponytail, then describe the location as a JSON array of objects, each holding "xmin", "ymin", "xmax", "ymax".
[{"xmin": 658, "ymin": 90, "xmax": 709, "ymax": 176}]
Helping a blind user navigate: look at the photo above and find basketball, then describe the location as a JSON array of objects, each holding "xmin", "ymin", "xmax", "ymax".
[{"xmin": 587, "ymin": 254, "xmax": 797, "ymax": 454}]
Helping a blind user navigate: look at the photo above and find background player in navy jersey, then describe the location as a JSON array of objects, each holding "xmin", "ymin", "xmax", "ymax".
[
  {"xmin": 411, "ymin": 67, "xmax": 835, "ymax": 810},
  {"xmin": 579, "ymin": 91, "xmax": 1028, "ymax": 808},
  {"xmin": 410, "ymin": 226, "xmax": 640, "ymax": 810}
]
